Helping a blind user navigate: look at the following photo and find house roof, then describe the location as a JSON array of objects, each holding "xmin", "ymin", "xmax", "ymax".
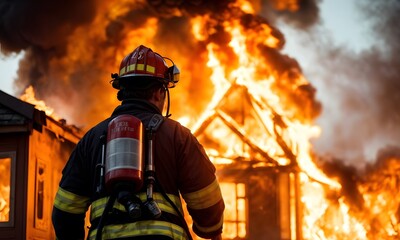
[{"xmin": 0, "ymin": 89, "xmax": 47, "ymax": 132}]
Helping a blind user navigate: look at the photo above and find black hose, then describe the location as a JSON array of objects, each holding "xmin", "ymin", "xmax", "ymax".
[
  {"xmin": 155, "ymin": 179, "xmax": 193, "ymax": 240},
  {"xmin": 165, "ymin": 87, "xmax": 172, "ymax": 118},
  {"xmin": 95, "ymin": 193, "xmax": 116, "ymax": 240}
]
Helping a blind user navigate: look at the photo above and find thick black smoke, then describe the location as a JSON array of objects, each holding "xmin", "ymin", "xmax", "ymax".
[
  {"xmin": 260, "ymin": 0, "xmax": 321, "ymax": 29},
  {"xmin": 0, "ymin": 0, "xmax": 97, "ymax": 53},
  {"xmin": 0, "ymin": 0, "xmax": 101, "ymax": 126},
  {"xmin": 319, "ymin": 156, "xmax": 364, "ymax": 210}
]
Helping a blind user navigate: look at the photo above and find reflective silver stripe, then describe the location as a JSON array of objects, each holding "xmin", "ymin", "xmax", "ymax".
[
  {"xmin": 88, "ymin": 220, "xmax": 187, "ymax": 240},
  {"xmin": 90, "ymin": 192, "xmax": 183, "ymax": 221},
  {"xmin": 54, "ymin": 187, "xmax": 90, "ymax": 214},
  {"xmin": 106, "ymin": 138, "xmax": 142, "ymax": 172}
]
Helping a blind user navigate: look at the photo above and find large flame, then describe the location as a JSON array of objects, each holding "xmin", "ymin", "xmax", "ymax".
[
  {"xmin": 187, "ymin": 6, "xmax": 349, "ymax": 239},
  {"xmin": 20, "ymin": 86, "xmax": 60, "ymax": 121}
]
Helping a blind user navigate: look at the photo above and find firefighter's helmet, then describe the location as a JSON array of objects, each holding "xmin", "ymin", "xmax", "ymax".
[{"xmin": 111, "ymin": 45, "xmax": 180, "ymax": 89}]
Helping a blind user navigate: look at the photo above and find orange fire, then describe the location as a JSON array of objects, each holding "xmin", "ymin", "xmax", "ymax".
[
  {"xmin": 20, "ymin": 86, "xmax": 60, "ymax": 121},
  {"xmin": 186, "ymin": 8, "xmax": 350, "ymax": 239},
  {"xmin": 0, "ymin": 157, "xmax": 11, "ymax": 222}
]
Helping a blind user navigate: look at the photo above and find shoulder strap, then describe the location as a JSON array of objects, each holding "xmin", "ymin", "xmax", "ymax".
[
  {"xmin": 147, "ymin": 114, "xmax": 164, "ymax": 132},
  {"xmin": 143, "ymin": 114, "xmax": 164, "ymax": 219}
]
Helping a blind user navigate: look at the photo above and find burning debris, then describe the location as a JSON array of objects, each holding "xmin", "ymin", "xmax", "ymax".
[
  {"xmin": 314, "ymin": 146, "xmax": 400, "ymax": 239},
  {"xmin": 1, "ymin": 0, "xmax": 400, "ymax": 239}
]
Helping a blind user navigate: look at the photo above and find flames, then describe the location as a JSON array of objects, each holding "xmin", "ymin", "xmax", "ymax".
[
  {"xmin": 13, "ymin": 0, "xmax": 400, "ymax": 239},
  {"xmin": 0, "ymin": 157, "xmax": 11, "ymax": 222},
  {"xmin": 187, "ymin": 8, "xmax": 347, "ymax": 239},
  {"xmin": 20, "ymin": 86, "xmax": 60, "ymax": 121}
]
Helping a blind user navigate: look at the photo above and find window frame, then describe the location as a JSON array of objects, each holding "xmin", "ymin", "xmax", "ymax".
[
  {"xmin": 0, "ymin": 151, "xmax": 16, "ymax": 227},
  {"xmin": 220, "ymin": 182, "xmax": 248, "ymax": 239}
]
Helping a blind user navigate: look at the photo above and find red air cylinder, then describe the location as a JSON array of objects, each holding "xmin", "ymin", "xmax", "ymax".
[{"xmin": 105, "ymin": 114, "xmax": 144, "ymax": 193}]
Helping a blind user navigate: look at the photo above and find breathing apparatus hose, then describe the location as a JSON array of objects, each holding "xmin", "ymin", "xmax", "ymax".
[
  {"xmin": 95, "ymin": 193, "xmax": 116, "ymax": 240},
  {"xmin": 164, "ymin": 87, "xmax": 172, "ymax": 118},
  {"xmin": 155, "ymin": 178, "xmax": 193, "ymax": 240},
  {"xmin": 146, "ymin": 113, "xmax": 192, "ymax": 239}
]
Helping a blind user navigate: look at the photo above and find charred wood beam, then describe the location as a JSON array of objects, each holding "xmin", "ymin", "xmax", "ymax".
[
  {"xmin": 192, "ymin": 83, "xmax": 241, "ymax": 136},
  {"xmin": 215, "ymin": 109, "xmax": 279, "ymax": 166},
  {"xmin": 46, "ymin": 117, "xmax": 83, "ymax": 144},
  {"xmin": 244, "ymin": 91, "xmax": 274, "ymax": 137},
  {"xmin": 192, "ymin": 110, "xmax": 219, "ymax": 137},
  {"xmin": 273, "ymin": 116, "xmax": 297, "ymax": 165},
  {"xmin": 248, "ymin": 92, "xmax": 297, "ymax": 165},
  {"xmin": 192, "ymin": 81, "xmax": 296, "ymax": 167}
]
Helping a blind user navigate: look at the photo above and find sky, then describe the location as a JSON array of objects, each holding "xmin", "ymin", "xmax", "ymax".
[
  {"xmin": 0, "ymin": 0, "xmax": 398, "ymax": 169},
  {"xmin": 0, "ymin": 48, "xmax": 22, "ymax": 95}
]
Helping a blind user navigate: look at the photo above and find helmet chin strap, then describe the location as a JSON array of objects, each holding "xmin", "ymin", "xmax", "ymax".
[{"xmin": 164, "ymin": 87, "xmax": 172, "ymax": 118}]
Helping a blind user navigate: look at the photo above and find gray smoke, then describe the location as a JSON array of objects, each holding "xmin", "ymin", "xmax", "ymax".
[
  {"xmin": 275, "ymin": 0, "xmax": 400, "ymax": 167},
  {"xmin": 260, "ymin": 0, "xmax": 321, "ymax": 29}
]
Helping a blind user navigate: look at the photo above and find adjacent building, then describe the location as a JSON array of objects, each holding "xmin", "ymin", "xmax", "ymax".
[{"xmin": 0, "ymin": 90, "xmax": 82, "ymax": 239}]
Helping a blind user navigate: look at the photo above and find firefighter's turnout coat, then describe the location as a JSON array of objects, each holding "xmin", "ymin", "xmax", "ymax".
[{"xmin": 52, "ymin": 99, "xmax": 225, "ymax": 239}]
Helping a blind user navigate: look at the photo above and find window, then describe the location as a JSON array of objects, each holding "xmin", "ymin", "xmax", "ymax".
[
  {"xmin": 220, "ymin": 182, "xmax": 247, "ymax": 239},
  {"xmin": 35, "ymin": 160, "xmax": 48, "ymax": 230},
  {"xmin": 0, "ymin": 152, "xmax": 16, "ymax": 227}
]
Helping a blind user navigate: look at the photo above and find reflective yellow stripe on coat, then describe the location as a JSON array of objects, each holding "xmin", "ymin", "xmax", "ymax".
[
  {"xmin": 181, "ymin": 179, "xmax": 224, "ymax": 234},
  {"xmin": 88, "ymin": 220, "xmax": 188, "ymax": 240},
  {"xmin": 181, "ymin": 178, "xmax": 222, "ymax": 210},
  {"xmin": 194, "ymin": 214, "xmax": 224, "ymax": 233},
  {"xmin": 53, "ymin": 187, "xmax": 90, "ymax": 214}
]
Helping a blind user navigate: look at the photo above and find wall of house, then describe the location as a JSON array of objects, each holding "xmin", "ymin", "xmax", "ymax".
[
  {"xmin": 216, "ymin": 167, "xmax": 301, "ymax": 240},
  {"xmin": 0, "ymin": 132, "xmax": 29, "ymax": 239},
  {"xmin": 25, "ymin": 124, "xmax": 77, "ymax": 239}
]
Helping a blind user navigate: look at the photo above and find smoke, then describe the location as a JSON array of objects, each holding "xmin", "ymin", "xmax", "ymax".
[
  {"xmin": 366, "ymin": 146, "xmax": 400, "ymax": 174},
  {"xmin": 0, "ymin": 0, "xmax": 97, "ymax": 53},
  {"xmin": 321, "ymin": 0, "xmax": 400, "ymax": 165},
  {"xmin": 318, "ymin": 145, "xmax": 400, "ymax": 238},
  {"xmin": 319, "ymin": 157, "xmax": 364, "ymax": 210},
  {"xmin": 0, "ymin": 0, "xmax": 106, "ymax": 127},
  {"xmin": 259, "ymin": 0, "xmax": 321, "ymax": 29},
  {"xmin": 274, "ymin": 0, "xmax": 400, "ymax": 166}
]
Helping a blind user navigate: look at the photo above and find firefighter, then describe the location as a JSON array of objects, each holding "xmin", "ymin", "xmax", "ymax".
[{"xmin": 52, "ymin": 45, "xmax": 225, "ymax": 240}]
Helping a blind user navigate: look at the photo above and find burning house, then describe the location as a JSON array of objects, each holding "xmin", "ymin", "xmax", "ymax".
[{"xmin": 0, "ymin": 90, "xmax": 82, "ymax": 239}]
